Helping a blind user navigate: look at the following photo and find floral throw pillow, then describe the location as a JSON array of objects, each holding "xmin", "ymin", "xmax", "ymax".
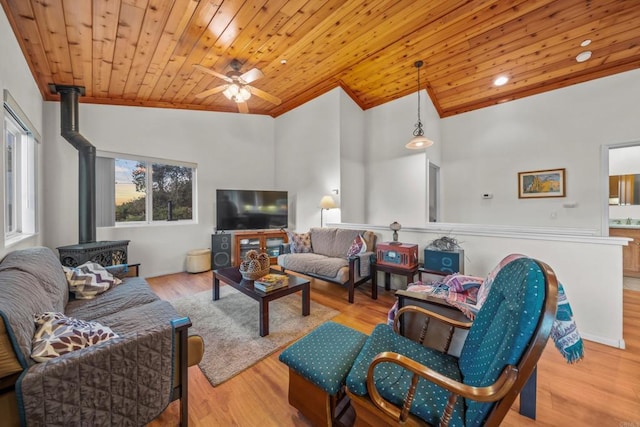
[
  {"xmin": 63, "ymin": 262, "xmax": 122, "ymax": 299},
  {"xmin": 347, "ymin": 234, "xmax": 367, "ymax": 257},
  {"xmin": 31, "ymin": 312, "xmax": 119, "ymax": 362},
  {"xmin": 288, "ymin": 231, "xmax": 313, "ymax": 253}
]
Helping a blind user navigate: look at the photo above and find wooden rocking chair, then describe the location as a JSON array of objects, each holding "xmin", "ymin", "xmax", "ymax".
[{"xmin": 345, "ymin": 257, "xmax": 558, "ymax": 426}]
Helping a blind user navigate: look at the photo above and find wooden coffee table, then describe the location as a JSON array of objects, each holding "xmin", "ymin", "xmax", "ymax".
[{"xmin": 212, "ymin": 267, "xmax": 310, "ymax": 337}]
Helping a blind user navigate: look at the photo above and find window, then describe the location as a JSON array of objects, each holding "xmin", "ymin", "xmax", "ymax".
[
  {"xmin": 4, "ymin": 91, "xmax": 38, "ymax": 242},
  {"xmin": 97, "ymin": 153, "xmax": 195, "ymax": 226}
]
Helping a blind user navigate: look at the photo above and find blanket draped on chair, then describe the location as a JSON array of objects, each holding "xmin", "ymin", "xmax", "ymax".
[{"xmin": 388, "ymin": 256, "xmax": 584, "ymax": 364}]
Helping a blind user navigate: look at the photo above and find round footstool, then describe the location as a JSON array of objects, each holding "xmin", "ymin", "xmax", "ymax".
[{"xmin": 186, "ymin": 249, "xmax": 211, "ymax": 273}]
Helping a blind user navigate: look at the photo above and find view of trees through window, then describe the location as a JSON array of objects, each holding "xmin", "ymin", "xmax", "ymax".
[{"xmin": 115, "ymin": 158, "xmax": 193, "ymax": 223}]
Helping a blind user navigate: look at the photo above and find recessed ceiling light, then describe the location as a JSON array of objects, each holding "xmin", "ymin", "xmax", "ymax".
[
  {"xmin": 580, "ymin": 39, "xmax": 592, "ymax": 47},
  {"xmin": 280, "ymin": 59, "xmax": 287, "ymax": 65},
  {"xmin": 576, "ymin": 51, "xmax": 592, "ymax": 63},
  {"xmin": 493, "ymin": 75, "xmax": 509, "ymax": 86}
]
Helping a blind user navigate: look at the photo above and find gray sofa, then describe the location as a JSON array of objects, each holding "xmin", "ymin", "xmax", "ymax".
[
  {"xmin": 0, "ymin": 246, "xmax": 203, "ymax": 426},
  {"xmin": 277, "ymin": 228, "xmax": 377, "ymax": 303}
]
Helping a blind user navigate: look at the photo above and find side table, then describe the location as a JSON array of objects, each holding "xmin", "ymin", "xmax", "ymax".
[
  {"xmin": 371, "ymin": 262, "xmax": 419, "ymax": 291},
  {"xmin": 417, "ymin": 266, "xmax": 449, "ymax": 283}
]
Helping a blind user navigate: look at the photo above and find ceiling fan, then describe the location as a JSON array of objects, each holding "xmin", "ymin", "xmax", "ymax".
[{"xmin": 193, "ymin": 59, "xmax": 281, "ymax": 113}]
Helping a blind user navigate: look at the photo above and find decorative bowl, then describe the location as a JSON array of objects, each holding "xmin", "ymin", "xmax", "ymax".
[
  {"xmin": 239, "ymin": 251, "xmax": 271, "ymax": 280},
  {"xmin": 240, "ymin": 268, "xmax": 270, "ymax": 281}
]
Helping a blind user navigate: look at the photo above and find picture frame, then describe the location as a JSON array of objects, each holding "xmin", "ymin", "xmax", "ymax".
[{"xmin": 518, "ymin": 168, "xmax": 565, "ymax": 198}]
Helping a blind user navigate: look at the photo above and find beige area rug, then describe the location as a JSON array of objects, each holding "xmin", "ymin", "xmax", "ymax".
[{"xmin": 170, "ymin": 286, "xmax": 339, "ymax": 386}]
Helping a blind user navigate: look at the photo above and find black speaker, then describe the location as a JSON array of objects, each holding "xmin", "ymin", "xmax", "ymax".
[{"xmin": 211, "ymin": 233, "xmax": 232, "ymax": 268}]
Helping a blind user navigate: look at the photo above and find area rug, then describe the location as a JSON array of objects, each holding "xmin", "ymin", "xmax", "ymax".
[{"xmin": 170, "ymin": 286, "xmax": 339, "ymax": 386}]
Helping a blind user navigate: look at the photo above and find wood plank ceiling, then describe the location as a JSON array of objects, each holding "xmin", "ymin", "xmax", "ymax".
[{"xmin": 1, "ymin": 0, "xmax": 639, "ymax": 117}]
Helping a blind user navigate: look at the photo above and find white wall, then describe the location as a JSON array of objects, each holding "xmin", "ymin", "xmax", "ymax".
[
  {"xmin": 42, "ymin": 102, "xmax": 275, "ymax": 276},
  {"xmin": 440, "ymin": 69, "xmax": 640, "ymax": 231},
  {"xmin": 365, "ymin": 90, "xmax": 442, "ymax": 228},
  {"xmin": 0, "ymin": 7, "xmax": 44, "ymax": 257},
  {"xmin": 274, "ymin": 88, "xmax": 341, "ymax": 232},
  {"xmin": 339, "ymin": 91, "xmax": 366, "ymax": 223},
  {"xmin": 610, "ymin": 145, "xmax": 640, "ymax": 175}
]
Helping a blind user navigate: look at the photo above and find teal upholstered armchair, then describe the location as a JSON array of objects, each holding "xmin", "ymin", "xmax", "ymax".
[{"xmin": 345, "ymin": 257, "xmax": 558, "ymax": 427}]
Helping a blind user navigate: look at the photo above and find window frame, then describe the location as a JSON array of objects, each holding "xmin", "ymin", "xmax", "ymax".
[
  {"xmin": 3, "ymin": 90, "xmax": 39, "ymax": 245},
  {"xmin": 97, "ymin": 151, "xmax": 197, "ymax": 227}
]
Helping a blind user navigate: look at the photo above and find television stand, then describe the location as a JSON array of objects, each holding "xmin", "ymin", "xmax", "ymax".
[{"xmin": 233, "ymin": 230, "xmax": 288, "ymax": 266}]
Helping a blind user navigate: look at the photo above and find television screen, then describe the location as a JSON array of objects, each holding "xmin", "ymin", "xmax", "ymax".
[{"xmin": 216, "ymin": 189, "xmax": 288, "ymax": 231}]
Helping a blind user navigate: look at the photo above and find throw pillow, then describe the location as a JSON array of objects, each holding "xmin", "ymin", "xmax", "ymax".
[
  {"xmin": 63, "ymin": 262, "xmax": 122, "ymax": 299},
  {"xmin": 31, "ymin": 312, "xmax": 118, "ymax": 362},
  {"xmin": 288, "ymin": 231, "xmax": 313, "ymax": 253},
  {"xmin": 347, "ymin": 234, "xmax": 367, "ymax": 257}
]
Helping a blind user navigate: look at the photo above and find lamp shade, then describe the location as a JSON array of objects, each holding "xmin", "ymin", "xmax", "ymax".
[
  {"xmin": 406, "ymin": 135, "xmax": 434, "ymax": 149},
  {"xmin": 319, "ymin": 195, "xmax": 337, "ymax": 209}
]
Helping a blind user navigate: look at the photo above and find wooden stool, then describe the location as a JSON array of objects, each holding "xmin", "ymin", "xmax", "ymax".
[{"xmin": 279, "ymin": 322, "xmax": 367, "ymax": 426}]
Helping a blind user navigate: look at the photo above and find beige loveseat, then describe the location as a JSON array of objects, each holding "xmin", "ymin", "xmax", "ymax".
[
  {"xmin": 0, "ymin": 246, "xmax": 204, "ymax": 426},
  {"xmin": 277, "ymin": 227, "xmax": 377, "ymax": 303}
]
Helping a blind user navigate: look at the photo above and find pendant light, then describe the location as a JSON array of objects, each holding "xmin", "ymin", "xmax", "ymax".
[{"xmin": 406, "ymin": 60, "xmax": 434, "ymax": 149}]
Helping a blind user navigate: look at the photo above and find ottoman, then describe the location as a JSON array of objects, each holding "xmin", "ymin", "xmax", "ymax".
[
  {"xmin": 186, "ymin": 248, "xmax": 211, "ymax": 273},
  {"xmin": 279, "ymin": 321, "xmax": 367, "ymax": 426}
]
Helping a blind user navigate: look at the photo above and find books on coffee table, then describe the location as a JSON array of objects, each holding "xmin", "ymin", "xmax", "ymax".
[{"xmin": 254, "ymin": 274, "xmax": 289, "ymax": 292}]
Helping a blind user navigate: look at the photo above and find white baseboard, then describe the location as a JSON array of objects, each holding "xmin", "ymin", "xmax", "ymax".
[{"xmin": 581, "ymin": 332, "xmax": 625, "ymax": 349}]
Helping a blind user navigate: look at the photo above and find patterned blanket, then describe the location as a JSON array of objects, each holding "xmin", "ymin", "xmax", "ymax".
[{"xmin": 388, "ymin": 256, "xmax": 584, "ymax": 364}]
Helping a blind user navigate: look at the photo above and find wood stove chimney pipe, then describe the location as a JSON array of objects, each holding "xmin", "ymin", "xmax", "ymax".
[{"xmin": 50, "ymin": 84, "xmax": 96, "ymax": 244}]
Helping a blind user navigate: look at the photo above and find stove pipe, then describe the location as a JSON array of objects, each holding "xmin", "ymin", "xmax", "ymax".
[{"xmin": 50, "ymin": 84, "xmax": 96, "ymax": 244}]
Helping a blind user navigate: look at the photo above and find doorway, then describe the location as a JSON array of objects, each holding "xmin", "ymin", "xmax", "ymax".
[
  {"xmin": 607, "ymin": 143, "xmax": 640, "ymax": 290},
  {"xmin": 427, "ymin": 161, "xmax": 439, "ymax": 222}
]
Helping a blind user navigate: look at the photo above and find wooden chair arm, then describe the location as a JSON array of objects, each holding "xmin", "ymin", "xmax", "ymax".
[
  {"xmin": 366, "ymin": 351, "xmax": 518, "ymax": 424},
  {"xmin": 393, "ymin": 305, "xmax": 473, "ymax": 334}
]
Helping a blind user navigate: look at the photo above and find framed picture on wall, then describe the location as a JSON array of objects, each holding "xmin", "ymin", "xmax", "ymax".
[{"xmin": 518, "ymin": 168, "xmax": 566, "ymax": 198}]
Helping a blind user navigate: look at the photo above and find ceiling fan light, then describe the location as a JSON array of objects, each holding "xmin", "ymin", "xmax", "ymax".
[
  {"xmin": 238, "ymin": 86, "xmax": 251, "ymax": 101},
  {"xmin": 223, "ymin": 84, "xmax": 239, "ymax": 100},
  {"xmin": 223, "ymin": 83, "xmax": 251, "ymax": 103},
  {"xmin": 406, "ymin": 134, "xmax": 434, "ymax": 149}
]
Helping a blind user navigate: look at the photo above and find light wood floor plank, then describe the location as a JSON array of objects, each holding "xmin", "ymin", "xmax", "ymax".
[{"xmin": 146, "ymin": 271, "xmax": 640, "ymax": 426}]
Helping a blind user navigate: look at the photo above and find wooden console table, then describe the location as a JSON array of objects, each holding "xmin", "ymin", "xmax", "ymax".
[{"xmin": 233, "ymin": 230, "xmax": 288, "ymax": 266}]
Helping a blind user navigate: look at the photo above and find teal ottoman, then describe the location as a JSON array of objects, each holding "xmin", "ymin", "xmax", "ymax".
[{"xmin": 279, "ymin": 321, "xmax": 367, "ymax": 426}]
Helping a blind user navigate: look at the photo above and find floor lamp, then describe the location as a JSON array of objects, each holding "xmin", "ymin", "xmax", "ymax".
[{"xmin": 319, "ymin": 195, "xmax": 337, "ymax": 227}]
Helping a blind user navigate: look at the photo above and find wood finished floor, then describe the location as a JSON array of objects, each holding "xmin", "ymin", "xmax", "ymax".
[{"xmin": 146, "ymin": 270, "xmax": 640, "ymax": 427}]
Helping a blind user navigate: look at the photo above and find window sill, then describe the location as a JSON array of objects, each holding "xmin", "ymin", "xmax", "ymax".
[
  {"xmin": 4, "ymin": 232, "xmax": 38, "ymax": 248},
  {"xmin": 99, "ymin": 220, "xmax": 198, "ymax": 229}
]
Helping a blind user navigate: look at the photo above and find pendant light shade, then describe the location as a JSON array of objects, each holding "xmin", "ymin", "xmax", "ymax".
[{"xmin": 406, "ymin": 60, "xmax": 434, "ymax": 149}]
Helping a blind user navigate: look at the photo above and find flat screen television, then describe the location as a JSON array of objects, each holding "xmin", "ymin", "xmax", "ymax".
[{"xmin": 216, "ymin": 189, "xmax": 288, "ymax": 231}]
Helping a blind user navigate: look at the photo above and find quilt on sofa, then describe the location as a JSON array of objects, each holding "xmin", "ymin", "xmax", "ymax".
[{"xmin": 0, "ymin": 247, "xmax": 178, "ymax": 426}]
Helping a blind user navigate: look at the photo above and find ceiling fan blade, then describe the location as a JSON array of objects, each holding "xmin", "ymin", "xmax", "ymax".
[
  {"xmin": 193, "ymin": 64, "xmax": 233, "ymax": 83},
  {"xmin": 237, "ymin": 102, "xmax": 249, "ymax": 113},
  {"xmin": 194, "ymin": 85, "xmax": 228, "ymax": 99},
  {"xmin": 248, "ymin": 86, "xmax": 281, "ymax": 105},
  {"xmin": 239, "ymin": 67, "xmax": 264, "ymax": 84}
]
